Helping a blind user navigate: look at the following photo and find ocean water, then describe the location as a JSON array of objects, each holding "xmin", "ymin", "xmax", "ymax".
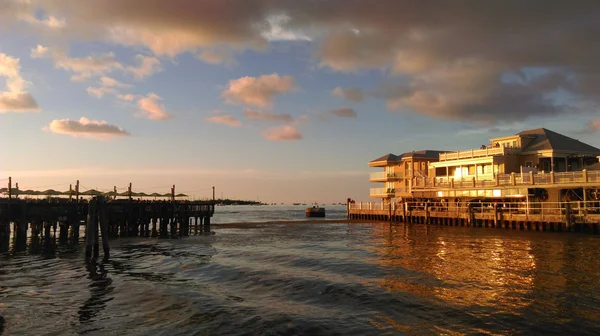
[
  {"xmin": 211, "ymin": 204, "xmax": 348, "ymax": 223},
  {"xmin": 1, "ymin": 206, "xmax": 600, "ymax": 335}
]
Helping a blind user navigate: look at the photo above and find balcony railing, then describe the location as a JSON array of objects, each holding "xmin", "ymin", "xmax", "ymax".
[
  {"xmin": 439, "ymin": 146, "xmax": 516, "ymax": 161},
  {"xmin": 408, "ymin": 170, "xmax": 600, "ymax": 190},
  {"xmin": 369, "ymin": 172, "xmax": 403, "ymax": 181},
  {"xmin": 370, "ymin": 187, "xmax": 395, "ymax": 197}
]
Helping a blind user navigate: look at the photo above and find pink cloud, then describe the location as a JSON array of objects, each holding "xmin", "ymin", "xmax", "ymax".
[
  {"xmin": 137, "ymin": 93, "xmax": 170, "ymax": 120},
  {"xmin": 205, "ymin": 115, "xmax": 241, "ymax": 127},
  {"xmin": 222, "ymin": 73, "xmax": 295, "ymax": 107},
  {"xmin": 45, "ymin": 117, "xmax": 130, "ymax": 139},
  {"xmin": 262, "ymin": 125, "xmax": 302, "ymax": 141},
  {"xmin": 330, "ymin": 107, "xmax": 357, "ymax": 118}
]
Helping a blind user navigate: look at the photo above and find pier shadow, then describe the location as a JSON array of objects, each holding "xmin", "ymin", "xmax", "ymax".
[{"xmin": 78, "ymin": 260, "xmax": 113, "ymax": 325}]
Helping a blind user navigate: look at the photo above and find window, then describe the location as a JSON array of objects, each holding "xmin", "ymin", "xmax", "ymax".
[
  {"xmin": 543, "ymin": 161, "xmax": 550, "ymax": 172},
  {"xmin": 525, "ymin": 161, "xmax": 532, "ymax": 167}
]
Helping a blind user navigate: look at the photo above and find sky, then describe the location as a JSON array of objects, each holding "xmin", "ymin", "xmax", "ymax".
[{"xmin": 1, "ymin": 0, "xmax": 600, "ymax": 203}]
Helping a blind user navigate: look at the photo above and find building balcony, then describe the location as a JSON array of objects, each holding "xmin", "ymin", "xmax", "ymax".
[
  {"xmin": 439, "ymin": 146, "xmax": 517, "ymax": 161},
  {"xmin": 370, "ymin": 187, "xmax": 395, "ymax": 198},
  {"xmin": 369, "ymin": 171, "xmax": 403, "ymax": 182},
  {"xmin": 413, "ymin": 170, "xmax": 600, "ymax": 190}
]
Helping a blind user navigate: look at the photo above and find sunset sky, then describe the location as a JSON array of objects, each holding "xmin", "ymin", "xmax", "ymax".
[{"xmin": 1, "ymin": 1, "xmax": 599, "ymax": 202}]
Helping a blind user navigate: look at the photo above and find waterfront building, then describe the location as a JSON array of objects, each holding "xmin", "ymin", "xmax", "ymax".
[
  {"xmin": 356, "ymin": 128, "xmax": 600, "ymax": 232},
  {"xmin": 369, "ymin": 128, "xmax": 600, "ymax": 202}
]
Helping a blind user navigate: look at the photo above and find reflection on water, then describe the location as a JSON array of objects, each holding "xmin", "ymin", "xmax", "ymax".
[{"xmin": 0, "ymin": 222, "xmax": 599, "ymax": 335}]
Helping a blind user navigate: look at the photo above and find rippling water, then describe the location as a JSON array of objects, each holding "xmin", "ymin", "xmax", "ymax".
[
  {"xmin": 1, "ymin": 207, "xmax": 600, "ymax": 335},
  {"xmin": 211, "ymin": 204, "xmax": 348, "ymax": 223}
]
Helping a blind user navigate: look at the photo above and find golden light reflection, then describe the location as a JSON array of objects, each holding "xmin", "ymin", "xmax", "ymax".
[{"xmin": 366, "ymin": 225, "xmax": 548, "ymax": 312}]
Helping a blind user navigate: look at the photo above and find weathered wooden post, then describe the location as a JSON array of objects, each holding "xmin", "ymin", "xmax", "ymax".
[
  {"xmin": 85, "ymin": 197, "xmax": 98, "ymax": 260},
  {"xmin": 97, "ymin": 195, "xmax": 110, "ymax": 261},
  {"xmin": 493, "ymin": 203, "xmax": 498, "ymax": 228},
  {"xmin": 565, "ymin": 202, "xmax": 572, "ymax": 232},
  {"xmin": 75, "ymin": 180, "xmax": 80, "ymax": 201},
  {"xmin": 151, "ymin": 217, "xmax": 157, "ymax": 237}
]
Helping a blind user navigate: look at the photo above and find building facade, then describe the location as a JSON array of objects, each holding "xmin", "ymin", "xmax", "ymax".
[{"xmin": 369, "ymin": 128, "xmax": 600, "ymax": 202}]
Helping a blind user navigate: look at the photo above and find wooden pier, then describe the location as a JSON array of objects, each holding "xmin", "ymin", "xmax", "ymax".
[
  {"xmin": 0, "ymin": 196, "xmax": 215, "ymax": 256},
  {"xmin": 347, "ymin": 200, "xmax": 600, "ymax": 234}
]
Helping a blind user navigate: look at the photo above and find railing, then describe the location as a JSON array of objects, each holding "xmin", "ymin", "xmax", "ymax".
[
  {"xmin": 407, "ymin": 170, "xmax": 600, "ymax": 190},
  {"xmin": 369, "ymin": 172, "xmax": 403, "ymax": 181},
  {"xmin": 395, "ymin": 188, "xmax": 408, "ymax": 195},
  {"xmin": 370, "ymin": 188, "xmax": 394, "ymax": 197},
  {"xmin": 370, "ymin": 172, "xmax": 386, "ymax": 180},
  {"xmin": 439, "ymin": 146, "xmax": 515, "ymax": 161},
  {"xmin": 349, "ymin": 200, "xmax": 600, "ymax": 219}
]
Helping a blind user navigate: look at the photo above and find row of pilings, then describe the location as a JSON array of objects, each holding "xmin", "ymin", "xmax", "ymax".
[
  {"xmin": 347, "ymin": 212, "xmax": 600, "ymax": 233},
  {"xmin": 0, "ymin": 196, "xmax": 215, "ymax": 256}
]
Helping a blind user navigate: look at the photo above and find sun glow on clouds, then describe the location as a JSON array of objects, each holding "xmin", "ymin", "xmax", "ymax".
[
  {"xmin": 0, "ymin": 53, "xmax": 39, "ymax": 113},
  {"xmin": 244, "ymin": 109, "xmax": 293, "ymax": 123},
  {"xmin": 45, "ymin": 117, "xmax": 130, "ymax": 139},
  {"xmin": 222, "ymin": 73, "xmax": 295, "ymax": 108},
  {"xmin": 205, "ymin": 115, "xmax": 242, "ymax": 127},
  {"xmin": 262, "ymin": 125, "xmax": 302, "ymax": 141},
  {"xmin": 137, "ymin": 93, "xmax": 170, "ymax": 120}
]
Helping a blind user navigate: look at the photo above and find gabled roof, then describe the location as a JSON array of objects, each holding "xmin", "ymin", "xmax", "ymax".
[
  {"xmin": 518, "ymin": 128, "xmax": 600, "ymax": 154},
  {"xmin": 369, "ymin": 153, "xmax": 399, "ymax": 164}
]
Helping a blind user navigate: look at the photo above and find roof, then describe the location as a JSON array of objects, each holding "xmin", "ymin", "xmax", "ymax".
[
  {"xmin": 518, "ymin": 128, "xmax": 600, "ymax": 154},
  {"xmin": 399, "ymin": 150, "xmax": 448, "ymax": 160},
  {"xmin": 369, "ymin": 153, "xmax": 399, "ymax": 164},
  {"xmin": 369, "ymin": 150, "xmax": 446, "ymax": 165}
]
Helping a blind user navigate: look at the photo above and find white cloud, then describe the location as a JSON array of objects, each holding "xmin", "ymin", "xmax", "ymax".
[
  {"xmin": 261, "ymin": 14, "xmax": 311, "ymax": 42},
  {"xmin": 137, "ymin": 93, "xmax": 170, "ymax": 120},
  {"xmin": 0, "ymin": 53, "xmax": 39, "ymax": 113},
  {"xmin": 222, "ymin": 73, "xmax": 295, "ymax": 107},
  {"xmin": 45, "ymin": 117, "xmax": 130, "ymax": 139}
]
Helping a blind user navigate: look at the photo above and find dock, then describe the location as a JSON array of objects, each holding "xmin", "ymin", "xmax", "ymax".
[
  {"xmin": 347, "ymin": 200, "xmax": 600, "ymax": 234},
  {"xmin": 0, "ymin": 179, "xmax": 215, "ymax": 257}
]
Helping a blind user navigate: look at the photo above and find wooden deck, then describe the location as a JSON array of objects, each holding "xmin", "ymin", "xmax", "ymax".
[{"xmin": 348, "ymin": 203, "xmax": 600, "ymax": 234}]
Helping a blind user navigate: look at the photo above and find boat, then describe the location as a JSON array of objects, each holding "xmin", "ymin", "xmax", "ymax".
[
  {"xmin": 292, "ymin": 203, "xmax": 301, "ymax": 205},
  {"xmin": 306, "ymin": 204, "xmax": 325, "ymax": 217}
]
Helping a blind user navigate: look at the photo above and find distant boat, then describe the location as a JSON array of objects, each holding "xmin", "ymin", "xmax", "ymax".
[
  {"xmin": 293, "ymin": 203, "xmax": 301, "ymax": 205},
  {"xmin": 306, "ymin": 204, "xmax": 325, "ymax": 217},
  {"xmin": 301, "ymin": 203, "xmax": 306, "ymax": 206}
]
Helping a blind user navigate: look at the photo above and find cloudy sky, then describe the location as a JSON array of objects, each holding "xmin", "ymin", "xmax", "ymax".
[{"xmin": 1, "ymin": 0, "xmax": 599, "ymax": 202}]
